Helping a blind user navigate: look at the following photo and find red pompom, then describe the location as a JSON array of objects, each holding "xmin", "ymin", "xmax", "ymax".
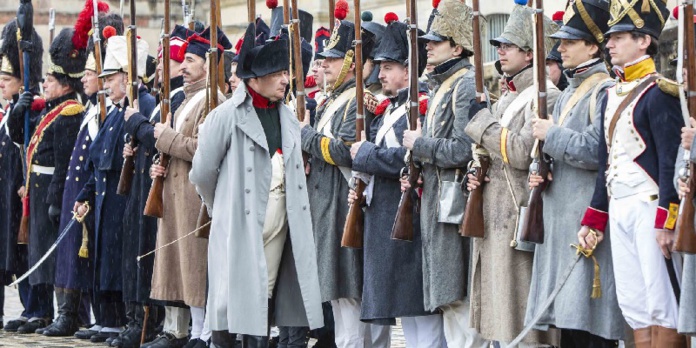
[
  {"xmin": 418, "ymin": 95, "xmax": 428, "ymax": 116},
  {"xmin": 335, "ymin": 0, "xmax": 349, "ymax": 20},
  {"xmin": 97, "ymin": 1, "xmax": 109, "ymax": 12},
  {"xmin": 384, "ymin": 12, "xmax": 399, "ymax": 24},
  {"xmin": 432, "ymin": 0, "xmax": 440, "ymax": 9},
  {"xmin": 31, "ymin": 98, "xmax": 46, "ymax": 112},
  {"xmin": 266, "ymin": 0, "xmax": 278, "ymax": 9},
  {"xmin": 374, "ymin": 99, "xmax": 390, "ymax": 116},
  {"xmin": 305, "ymin": 75, "xmax": 317, "ymax": 88},
  {"xmin": 103, "ymin": 26, "xmax": 117, "ymax": 40},
  {"xmin": 552, "ymin": 11, "xmax": 564, "ymax": 22},
  {"xmin": 673, "ymin": 6, "xmax": 679, "ymax": 19}
]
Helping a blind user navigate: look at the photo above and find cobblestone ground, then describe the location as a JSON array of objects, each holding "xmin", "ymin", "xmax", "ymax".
[{"xmin": 0, "ymin": 286, "xmax": 406, "ymax": 347}]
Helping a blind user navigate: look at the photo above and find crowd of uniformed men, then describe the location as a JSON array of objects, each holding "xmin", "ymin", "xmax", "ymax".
[{"xmin": 0, "ymin": 0, "xmax": 695, "ymax": 347}]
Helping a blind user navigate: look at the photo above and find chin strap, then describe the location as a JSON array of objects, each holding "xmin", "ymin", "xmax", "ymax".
[{"xmin": 332, "ymin": 50, "xmax": 355, "ymax": 91}]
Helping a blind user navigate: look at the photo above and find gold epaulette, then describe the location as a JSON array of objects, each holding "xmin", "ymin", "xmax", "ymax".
[
  {"xmin": 656, "ymin": 78, "xmax": 681, "ymax": 98},
  {"xmin": 61, "ymin": 103, "xmax": 86, "ymax": 116}
]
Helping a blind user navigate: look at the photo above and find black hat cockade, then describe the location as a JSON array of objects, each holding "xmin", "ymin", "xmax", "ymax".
[
  {"xmin": 550, "ymin": 0, "xmax": 611, "ymax": 45},
  {"xmin": 236, "ymin": 22, "xmax": 290, "ymax": 79},
  {"xmin": 605, "ymin": 0, "xmax": 670, "ymax": 39},
  {"xmin": 0, "ymin": 19, "xmax": 43, "ymax": 87}
]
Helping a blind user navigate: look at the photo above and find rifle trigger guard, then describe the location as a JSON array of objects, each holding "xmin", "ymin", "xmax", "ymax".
[
  {"xmin": 348, "ymin": 176, "xmax": 356, "ymax": 189},
  {"xmin": 123, "ymin": 133, "xmax": 132, "ymax": 143},
  {"xmin": 529, "ymin": 161, "xmax": 539, "ymax": 174},
  {"xmin": 152, "ymin": 153, "xmax": 161, "ymax": 165},
  {"xmin": 399, "ymin": 167, "xmax": 409, "ymax": 179}
]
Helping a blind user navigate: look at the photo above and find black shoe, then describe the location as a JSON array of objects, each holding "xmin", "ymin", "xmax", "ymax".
[
  {"xmin": 17, "ymin": 319, "xmax": 50, "ymax": 334},
  {"xmin": 43, "ymin": 315, "xmax": 80, "ymax": 336},
  {"xmin": 75, "ymin": 328, "xmax": 100, "ymax": 339},
  {"xmin": 183, "ymin": 338, "xmax": 209, "ymax": 348},
  {"xmin": 106, "ymin": 334, "xmax": 118, "ymax": 345},
  {"xmin": 142, "ymin": 332, "xmax": 189, "ymax": 348},
  {"xmin": 4, "ymin": 318, "xmax": 27, "ymax": 332},
  {"xmin": 112, "ymin": 325, "xmax": 156, "ymax": 348},
  {"xmin": 241, "ymin": 335, "xmax": 269, "ymax": 348},
  {"xmin": 91, "ymin": 331, "xmax": 120, "ymax": 343}
]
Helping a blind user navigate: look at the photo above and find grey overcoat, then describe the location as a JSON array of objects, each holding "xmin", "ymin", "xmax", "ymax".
[
  {"xmin": 524, "ymin": 62, "xmax": 625, "ymax": 340},
  {"xmin": 190, "ymin": 83, "xmax": 324, "ymax": 336}
]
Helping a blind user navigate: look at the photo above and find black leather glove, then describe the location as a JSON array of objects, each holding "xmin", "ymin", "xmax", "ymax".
[
  {"xmin": 48, "ymin": 204, "xmax": 61, "ymax": 227},
  {"xmin": 10, "ymin": 91, "xmax": 33, "ymax": 119},
  {"xmin": 468, "ymin": 98, "xmax": 488, "ymax": 120}
]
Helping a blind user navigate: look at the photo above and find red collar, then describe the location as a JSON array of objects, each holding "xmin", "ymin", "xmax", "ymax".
[{"xmin": 248, "ymin": 86, "xmax": 277, "ymax": 109}]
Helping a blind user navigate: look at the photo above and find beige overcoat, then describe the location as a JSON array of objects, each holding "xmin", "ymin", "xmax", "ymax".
[
  {"xmin": 150, "ymin": 79, "xmax": 225, "ymax": 307},
  {"xmin": 464, "ymin": 67, "xmax": 560, "ymax": 345}
]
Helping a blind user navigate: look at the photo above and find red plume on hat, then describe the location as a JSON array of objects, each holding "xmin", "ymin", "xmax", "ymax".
[
  {"xmin": 552, "ymin": 11, "xmax": 564, "ymax": 22},
  {"xmin": 432, "ymin": 0, "xmax": 441, "ymax": 9},
  {"xmin": 266, "ymin": 0, "xmax": 278, "ymax": 9},
  {"xmin": 73, "ymin": 0, "xmax": 110, "ymax": 50},
  {"xmin": 335, "ymin": 0, "xmax": 349, "ymax": 20}
]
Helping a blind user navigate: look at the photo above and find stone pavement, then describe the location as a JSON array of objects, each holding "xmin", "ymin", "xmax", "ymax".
[{"xmin": 0, "ymin": 286, "xmax": 407, "ymax": 347}]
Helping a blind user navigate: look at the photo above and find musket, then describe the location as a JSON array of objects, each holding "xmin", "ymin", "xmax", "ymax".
[
  {"xmin": 92, "ymin": 0, "xmax": 107, "ymax": 124},
  {"xmin": 143, "ymin": 0, "xmax": 172, "ymax": 219},
  {"xmin": 119, "ymin": 0, "xmax": 124, "ymax": 19},
  {"xmin": 391, "ymin": 0, "xmax": 420, "ymax": 242},
  {"xmin": 290, "ymin": 0, "xmax": 306, "ymax": 123},
  {"xmin": 116, "ymin": 0, "xmax": 139, "ymax": 195},
  {"xmin": 518, "ymin": 0, "xmax": 549, "ymax": 244},
  {"xmin": 17, "ymin": 0, "xmax": 34, "ymax": 245},
  {"xmin": 341, "ymin": 0, "xmax": 365, "ymax": 248},
  {"xmin": 194, "ymin": 0, "xmax": 221, "ymax": 238},
  {"xmin": 150, "ymin": 18, "xmax": 165, "ymax": 98},
  {"xmin": 460, "ymin": 0, "xmax": 490, "ymax": 238},
  {"xmin": 248, "ymin": 0, "xmax": 256, "ymax": 23},
  {"xmin": 674, "ymin": 0, "xmax": 696, "ymax": 254},
  {"xmin": 48, "ymin": 8, "xmax": 55, "ymax": 46},
  {"xmin": 329, "ymin": 0, "xmax": 335, "ymax": 31}
]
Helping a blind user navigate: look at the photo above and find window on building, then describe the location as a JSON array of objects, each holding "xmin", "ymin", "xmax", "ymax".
[{"xmin": 484, "ymin": 13, "xmax": 509, "ymax": 63}]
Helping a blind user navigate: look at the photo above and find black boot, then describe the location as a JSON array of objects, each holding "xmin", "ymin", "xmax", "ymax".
[
  {"xmin": 211, "ymin": 331, "xmax": 237, "ymax": 348},
  {"xmin": 112, "ymin": 305, "xmax": 158, "ymax": 348},
  {"xmin": 241, "ymin": 335, "xmax": 269, "ymax": 348},
  {"xmin": 36, "ymin": 288, "xmax": 64, "ymax": 335},
  {"xmin": 44, "ymin": 288, "xmax": 81, "ymax": 336}
]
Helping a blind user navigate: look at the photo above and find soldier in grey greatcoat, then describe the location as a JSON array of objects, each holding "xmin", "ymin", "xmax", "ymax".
[
  {"xmin": 190, "ymin": 23, "xmax": 323, "ymax": 348},
  {"xmin": 300, "ymin": 16, "xmax": 389, "ymax": 348},
  {"xmin": 524, "ymin": 1, "xmax": 624, "ymax": 346},
  {"xmin": 464, "ymin": 4, "xmax": 560, "ymax": 346},
  {"xmin": 400, "ymin": 0, "xmax": 486, "ymax": 346}
]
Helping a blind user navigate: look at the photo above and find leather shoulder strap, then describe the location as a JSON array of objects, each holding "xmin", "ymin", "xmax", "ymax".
[{"xmin": 607, "ymin": 75, "xmax": 658, "ymax": 147}]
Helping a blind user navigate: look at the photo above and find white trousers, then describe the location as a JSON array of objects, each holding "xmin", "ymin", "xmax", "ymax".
[
  {"xmin": 331, "ymin": 298, "xmax": 391, "ymax": 348},
  {"xmin": 609, "ymin": 196, "xmax": 682, "ymax": 329},
  {"xmin": 441, "ymin": 300, "xmax": 489, "ymax": 348},
  {"xmin": 401, "ymin": 314, "xmax": 446, "ymax": 348},
  {"xmin": 164, "ymin": 306, "xmax": 191, "ymax": 339}
]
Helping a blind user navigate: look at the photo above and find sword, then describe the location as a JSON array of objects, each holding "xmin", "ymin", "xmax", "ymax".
[
  {"xmin": 10, "ymin": 203, "xmax": 90, "ymax": 286},
  {"xmin": 506, "ymin": 239, "xmax": 600, "ymax": 348}
]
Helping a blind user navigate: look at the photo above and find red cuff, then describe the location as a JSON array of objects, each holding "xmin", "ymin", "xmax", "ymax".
[
  {"xmin": 581, "ymin": 207, "xmax": 609, "ymax": 232},
  {"xmin": 655, "ymin": 203, "xmax": 679, "ymax": 230}
]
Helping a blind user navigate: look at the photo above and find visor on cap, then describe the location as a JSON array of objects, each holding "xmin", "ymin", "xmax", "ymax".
[{"xmin": 418, "ymin": 31, "xmax": 447, "ymax": 43}]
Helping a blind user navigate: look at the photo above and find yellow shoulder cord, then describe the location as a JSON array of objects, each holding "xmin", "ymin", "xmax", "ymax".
[
  {"xmin": 571, "ymin": 228, "xmax": 602, "ymax": 299},
  {"xmin": 76, "ymin": 202, "xmax": 91, "ymax": 258}
]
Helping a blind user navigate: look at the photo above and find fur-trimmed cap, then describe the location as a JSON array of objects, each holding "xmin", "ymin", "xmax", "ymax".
[
  {"xmin": 419, "ymin": 0, "xmax": 483, "ymax": 53},
  {"xmin": 491, "ymin": 4, "xmax": 558, "ymax": 55},
  {"xmin": 48, "ymin": 28, "xmax": 89, "ymax": 80},
  {"xmin": 0, "ymin": 19, "xmax": 44, "ymax": 86}
]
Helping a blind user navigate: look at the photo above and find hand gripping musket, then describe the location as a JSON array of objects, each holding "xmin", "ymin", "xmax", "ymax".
[
  {"xmin": 674, "ymin": 0, "xmax": 696, "ymax": 254},
  {"xmin": 194, "ymin": 0, "xmax": 221, "ymax": 239},
  {"xmin": 391, "ymin": 0, "xmax": 420, "ymax": 242},
  {"xmin": 518, "ymin": 0, "xmax": 550, "ymax": 244},
  {"xmin": 117, "ymin": 0, "xmax": 139, "ymax": 195},
  {"xmin": 143, "ymin": 1, "xmax": 172, "ymax": 219},
  {"xmin": 460, "ymin": 0, "xmax": 490, "ymax": 239},
  {"xmin": 92, "ymin": 0, "xmax": 107, "ymax": 124},
  {"xmin": 150, "ymin": 18, "xmax": 165, "ymax": 98},
  {"xmin": 48, "ymin": 8, "xmax": 55, "ymax": 46},
  {"xmin": 17, "ymin": 0, "xmax": 34, "ymax": 245},
  {"xmin": 341, "ymin": 0, "xmax": 366, "ymax": 249}
]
